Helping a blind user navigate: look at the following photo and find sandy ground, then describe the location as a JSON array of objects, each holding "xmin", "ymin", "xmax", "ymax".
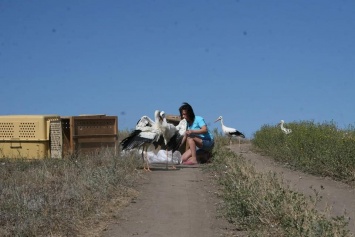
[
  {"xmin": 101, "ymin": 143, "xmax": 355, "ymax": 237},
  {"xmin": 101, "ymin": 165, "xmax": 241, "ymax": 237}
]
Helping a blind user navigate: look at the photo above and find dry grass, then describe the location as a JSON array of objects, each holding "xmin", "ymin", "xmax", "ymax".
[
  {"xmin": 0, "ymin": 146, "xmax": 143, "ymax": 237},
  {"xmin": 1, "ymin": 126, "xmax": 352, "ymax": 236},
  {"xmin": 208, "ymin": 132, "xmax": 351, "ymax": 236}
]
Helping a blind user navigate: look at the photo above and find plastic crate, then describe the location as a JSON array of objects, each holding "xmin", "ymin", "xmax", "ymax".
[{"xmin": 0, "ymin": 115, "xmax": 60, "ymax": 159}]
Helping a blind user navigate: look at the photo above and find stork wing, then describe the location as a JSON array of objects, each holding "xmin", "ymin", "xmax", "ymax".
[
  {"xmin": 229, "ymin": 130, "xmax": 245, "ymax": 138},
  {"xmin": 136, "ymin": 115, "xmax": 155, "ymax": 130},
  {"xmin": 162, "ymin": 118, "xmax": 177, "ymax": 141},
  {"xmin": 120, "ymin": 129, "xmax": 160, "ymax": 151},
  {"xmin": 120, "ymin": 130, "xmax": 143, "ymax": 150},
  {"xmin": 164, "ymin": 119, "xmax": 187, "ymax": 152},
  {"xmin": 166, "ymin": 132, "xmax": 184, "ymax": 153},
  {"xmin": 176, "ymin": 119, "xmax": 187, "ymax": 136}
]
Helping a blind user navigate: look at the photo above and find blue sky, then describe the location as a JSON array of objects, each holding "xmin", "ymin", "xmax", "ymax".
[{"xmin": 1, "ymin": 0, "xmax": 354, "ymax": 138}]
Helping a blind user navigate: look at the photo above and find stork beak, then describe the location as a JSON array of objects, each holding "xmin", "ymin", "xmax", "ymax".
[{"xmin": 214, "ymin": 118, "xmax": 220, "ymax": 123}]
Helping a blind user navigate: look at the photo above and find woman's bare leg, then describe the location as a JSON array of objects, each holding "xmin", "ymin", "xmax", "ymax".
[
  {"xmin": 187, "ymin": 137, "xmax": 197, "ymax": 163},
  {"xmin": 181, "ymin": 149, "xmax": 192, "ymax": 163},
  {"xmin": 185, "ymin": 137, "xmax": 204, "ymax": 164},
  {"xmin": 181, "ymin": 136, "xmax": 204, "ymax": 164}
]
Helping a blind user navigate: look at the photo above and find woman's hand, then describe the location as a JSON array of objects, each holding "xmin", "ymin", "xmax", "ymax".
[{"xmin": 186, "ymin": 130, "xmax": 199, "ymax": 138}]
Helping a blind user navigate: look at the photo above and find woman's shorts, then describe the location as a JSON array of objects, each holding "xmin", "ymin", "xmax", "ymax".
[{"xmin": 202, "ymin": 139, "xmax": 214, "ymax": 152}]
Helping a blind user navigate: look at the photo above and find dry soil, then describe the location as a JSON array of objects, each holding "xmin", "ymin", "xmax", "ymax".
[{"xmin": 101, "ymin": 143, "xmax": 355, "ymax": 237}]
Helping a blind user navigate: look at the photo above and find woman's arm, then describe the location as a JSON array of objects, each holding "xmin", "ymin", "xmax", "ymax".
[
  {"xmin": 186, "ymin": 125, "xmax": 207, "ymax": 135},
  {"xmin": 179, "ymin": 133, "xmax": 187, "ymax": 148}
]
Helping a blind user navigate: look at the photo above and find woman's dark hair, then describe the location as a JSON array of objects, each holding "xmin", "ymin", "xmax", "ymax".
[{"xmin": 179, "ymin": 102, "xmax": 195, "ymax": 121}]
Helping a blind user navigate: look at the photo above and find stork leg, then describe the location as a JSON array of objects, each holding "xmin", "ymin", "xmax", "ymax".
[
  {"xmin": 238, "ymin": 137, "xmax": 241, "ymax": 152},
  {"xmin": 142, "ymin": 150, "xmax": 147, "ymax": 171},
  {"xmin": 170, "ymin": 150, "xmax": 177, "ymax": 169},
  {"xmin": 146, "ymin": 149, "xmax": 151, "ymax": 171},
  {"xmin": 166, "ymin": 149, "xmax": 176, "ymax": 170},
  {"xmin": 141, "ymin": 150, "xmax": 144, "ymax": 170},
  {"xmin": 142, "ymin": 147, "xmax": 151, "ymax": 172},
  {"xmin": 166, "ymin": 149, "xmax": 169, "ymax": 170}
]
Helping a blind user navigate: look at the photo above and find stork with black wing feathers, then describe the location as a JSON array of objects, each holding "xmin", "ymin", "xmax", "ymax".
[
  {"xmin": 214, "ymin": 115, "xmax": 245, "ymax": 149},
  {"xmin": 120, "ymin": 110, "xmax": 187, "ymax": 171},
  {"xmin": 160, "ymin": 111, "xmax": 187, "ymax": 169},
  {"xmin": 120, "ymin": 110, "xmax": 163, "ymax": 171}
]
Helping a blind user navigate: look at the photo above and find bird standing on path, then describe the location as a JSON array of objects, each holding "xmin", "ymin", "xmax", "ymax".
[
  {"xmin": 278, "ymin": 120, "xmax": 292, "ymax": 134},
  {"xmin": 160, "ymin": 111, "xmax": 187, "ymax": 169},
  {"xmin": 120, "ymin": 110, "xmax": 163, "ymax": 171},
  {"xmin": 214, "ymin": 116, "xmax": 245, "ymax": 149}
]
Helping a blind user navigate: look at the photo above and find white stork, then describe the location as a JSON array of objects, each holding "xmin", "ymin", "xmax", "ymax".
[
  {"xmin": 278, "ymin": 120, "xmax": 292, "ymax": 134},
  {"xmin": 160, "ymin": 111, "xmax": 187, "ymax": 169},
  {"xmin": 214, "ymin": 116, "xmax": 245, "ymax": 148},
  {"xmin": 120, "ymin": 110, "xmax": 163, "ymax": 171}
]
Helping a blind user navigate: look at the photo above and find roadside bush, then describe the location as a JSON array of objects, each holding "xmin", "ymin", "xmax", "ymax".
[
  {"xmin": 210, "ymin": 142, "xmax": 351, "ymax": 236},
  {"xmin": 252, "ymin": 120, "xmax": 355, "ymax": 183}
]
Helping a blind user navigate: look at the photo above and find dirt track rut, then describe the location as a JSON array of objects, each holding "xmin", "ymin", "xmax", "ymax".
[{"xmin": 102, "ymin": 166, "xmax": 238, "ymax": 237}]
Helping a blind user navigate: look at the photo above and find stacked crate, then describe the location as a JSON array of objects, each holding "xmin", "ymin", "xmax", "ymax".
[
  {"xmin": 61, "ymin": 115, "xmax": 118, "ymax": 156},
  {"xmin": 0, "ymin": 114, "xmax": 118, "ymax": 159},
  {"xmin": 0, "ymin": 115, "xmax": 60, "ymax": 159}
]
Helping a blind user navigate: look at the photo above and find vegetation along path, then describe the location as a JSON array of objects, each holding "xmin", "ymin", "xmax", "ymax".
[
  {"xmin": 233, "ymin": 143, "xmax": 355, "ymax": 235},
  {"xmin": 102, "ymin": 143, "xmax": 355, "ymax": 236}
]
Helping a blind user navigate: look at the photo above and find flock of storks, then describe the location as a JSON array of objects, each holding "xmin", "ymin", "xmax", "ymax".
[
  {"xmin": 120, "ymin": 110, "xmax": 291, "ymax": 171},
  {"xmin": 120, "ymin": 110, "xmax": 187, "ymax": 171}
]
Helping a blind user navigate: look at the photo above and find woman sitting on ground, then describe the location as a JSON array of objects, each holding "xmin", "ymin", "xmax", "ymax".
[{"xmin": 179, "ymin": 102, "xmax": 214, "ymax": 165}]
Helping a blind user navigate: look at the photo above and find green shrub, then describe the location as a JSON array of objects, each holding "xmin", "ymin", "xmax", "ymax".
[{"xmin": 252, "ymin": 120, "xmax": 355, "ymax": 183}]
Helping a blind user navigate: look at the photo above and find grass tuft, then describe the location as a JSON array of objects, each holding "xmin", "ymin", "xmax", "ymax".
[
  {"xmin": 0, "ymin": 146, "xmax": 142, "ymax": 236},
  {"xmin": 252, "ymin": 120, "xmax": 355, "ymax": 183},
  {"xmin": 209, "ymin": 131, "xmax": 351, "ymax": 236}
]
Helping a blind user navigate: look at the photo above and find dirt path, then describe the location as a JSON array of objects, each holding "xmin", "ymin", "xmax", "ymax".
[
  {"xmin": 102, "ymin": 144, "xmax": 355, "ymax": 236},
  {"xmin": 102, "ymin": 166, "xmax": 240, "ymax": 237},
  {"xmin": 232, "ymin": 143, "xmax": 355, "ymax": 235}
]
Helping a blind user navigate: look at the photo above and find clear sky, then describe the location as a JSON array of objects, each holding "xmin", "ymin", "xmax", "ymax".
[{"xmin": 1, "ymin": 0, "xmax": 354, "ymax": 138}]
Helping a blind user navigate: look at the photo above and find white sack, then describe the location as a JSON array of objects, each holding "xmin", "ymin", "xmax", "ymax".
[
  {"xmin": 120, "ymin": 149, "xmax": 182, "ymax": 165},
  {"xmin": 149, "ymin": 150, "xmax": 181, "ymax": 165}
]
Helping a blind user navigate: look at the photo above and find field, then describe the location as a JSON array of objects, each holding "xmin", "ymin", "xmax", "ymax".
[
  {"xmin": 252, "ymin": 120, "xmax": 355, "ymax": 184},
  {"xmin": 0, "ymin": 121, "xmax": 354, "ymax": 236},
  {"xmin": 0, "ymin": 146, "xmax": 142, "ymax": 236}
]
